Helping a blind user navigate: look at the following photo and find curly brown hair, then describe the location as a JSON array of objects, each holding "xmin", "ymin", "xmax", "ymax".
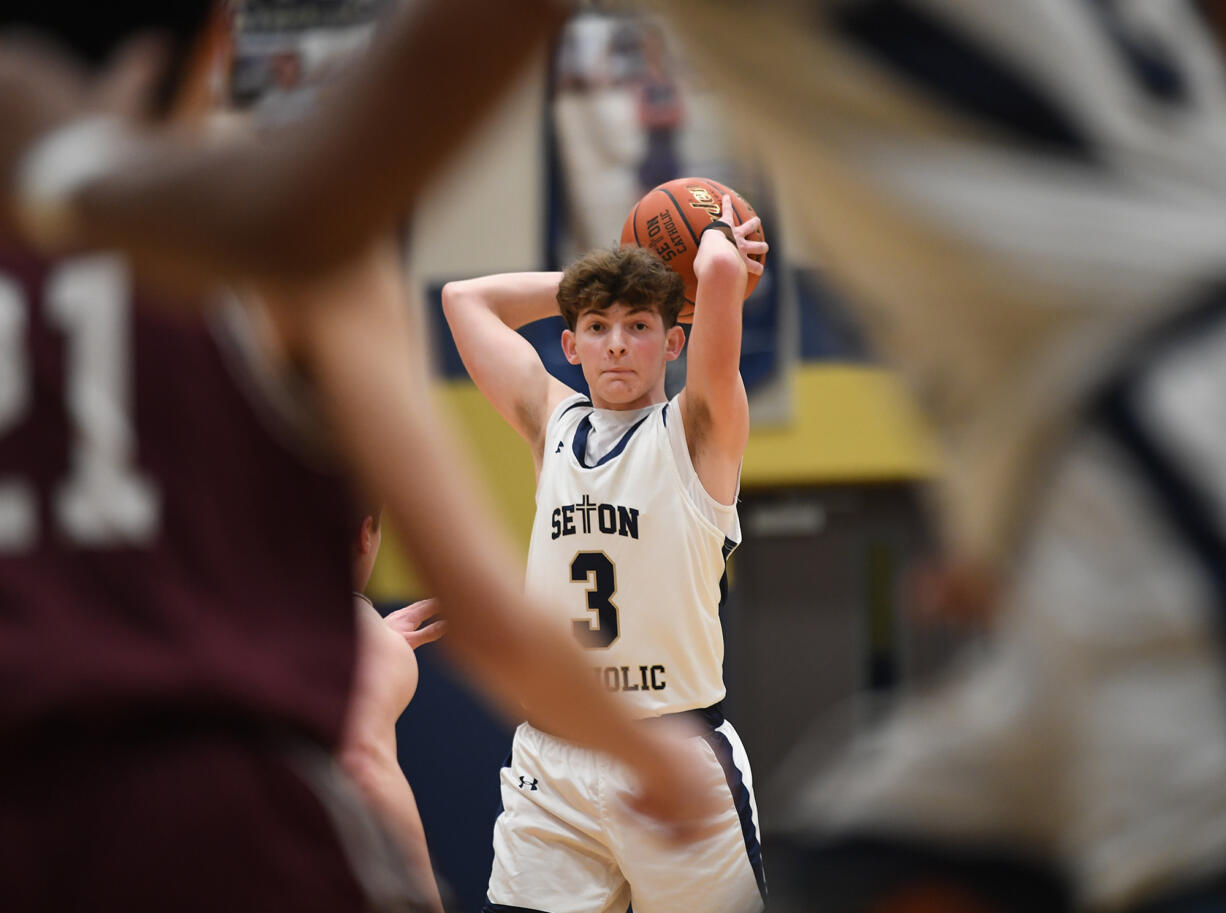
[{"xmin": 557, "ymin": 246, "xmax": 685, "ymax": 330}]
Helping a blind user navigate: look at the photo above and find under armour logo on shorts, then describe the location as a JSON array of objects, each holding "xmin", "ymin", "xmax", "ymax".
[{"xmin": 518, "ymin": 776, "xmax": 539, "ymax": 791}]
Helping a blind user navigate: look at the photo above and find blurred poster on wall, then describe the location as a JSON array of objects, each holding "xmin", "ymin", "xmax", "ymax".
[
  {"xmin": 230, "ymin": 0, "xmax": 390, "ymax": 121},
  {"xmin": 544, "ymin": 5, "xmax": 796, "ymax": 420}
]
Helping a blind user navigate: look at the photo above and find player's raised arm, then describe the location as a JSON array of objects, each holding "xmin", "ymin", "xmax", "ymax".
[
  {"xmin": 679, "ymin": 193, "xmax": 766, "ymax": 505},
  {"xmin": 441, "ymin": 272, "xmax": 576, "ymax": 465}
]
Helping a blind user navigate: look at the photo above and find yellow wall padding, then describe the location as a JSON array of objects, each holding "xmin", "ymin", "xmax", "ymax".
[{"xmin": 368, "ymin": 364, "xmax": 935, "ymax": 601}]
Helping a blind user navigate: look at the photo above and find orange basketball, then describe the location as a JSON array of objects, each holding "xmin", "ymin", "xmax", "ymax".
[{"xmin": 621, "ymin": 177, "xmax": 765, "ymax": 322}]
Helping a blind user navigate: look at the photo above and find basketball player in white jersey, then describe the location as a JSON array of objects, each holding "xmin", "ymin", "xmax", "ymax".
[
  {"xmin": 442, "ymin": 196, "xmax": 768, "ymax": 913},
  {"xmin": 642, "ymin": 2, "xmax": 1226, "ymax": 911}
]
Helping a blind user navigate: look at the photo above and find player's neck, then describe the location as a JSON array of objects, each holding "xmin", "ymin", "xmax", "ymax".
[{"xmin": 589, "ymin": 387, "xmax": 667, "ymax": 412}]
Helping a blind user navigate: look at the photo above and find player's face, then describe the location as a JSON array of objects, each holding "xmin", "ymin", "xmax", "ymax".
[{"xmin": 562, "ymin": 303, "xmax": 684, "ymax": 410}]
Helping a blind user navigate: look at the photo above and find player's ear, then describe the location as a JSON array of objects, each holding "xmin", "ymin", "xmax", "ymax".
[
  {"xmin": 359, "ymin": 515, "xmax": 376, "ymax": 554},
  {"xmin": 664, "ymin": 324, "xmax": 686, "ymax": 361},
  {"xmin": 561, "ymin": 328, "xmax": 581, "ymax": 365}
]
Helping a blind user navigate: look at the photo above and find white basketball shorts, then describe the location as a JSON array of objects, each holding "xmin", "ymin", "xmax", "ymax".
[{"xmin": 485, "ymin": 710, "xmax": 765, "ymax": 913}]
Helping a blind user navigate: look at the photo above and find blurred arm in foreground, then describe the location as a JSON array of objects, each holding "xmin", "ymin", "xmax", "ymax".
[{"xmin": 0, "ymin": 0, "xmax": 568, "ymax": 285}]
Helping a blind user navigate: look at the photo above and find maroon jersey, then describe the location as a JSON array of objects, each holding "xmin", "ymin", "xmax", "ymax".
[{"xmin": 0, "ymin": 238, "xmax": 357, "ymax": 751}]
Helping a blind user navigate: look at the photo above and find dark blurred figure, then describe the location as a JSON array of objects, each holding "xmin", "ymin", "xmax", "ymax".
[
  {"xmin": 652, "ymin": 2, "xmax": 1226, "ymax": 912},
  {"xmin": 634, "ymin": 20, "xmax": 684, "ymax": 192},
  {"xmin": 0, "ymin": 5, "xmax": 426, "ymax": 911}
]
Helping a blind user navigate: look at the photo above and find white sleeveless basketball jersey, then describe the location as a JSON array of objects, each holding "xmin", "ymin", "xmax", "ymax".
[{"xmin": 525, "ymin": 393, "xmax": 739, "ymax": 719}]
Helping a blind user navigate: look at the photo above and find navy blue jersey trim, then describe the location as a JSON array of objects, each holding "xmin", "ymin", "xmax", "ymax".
[
  {"xmin": 718, "ymin": 536, "xmax": 738, "ymax": 613},
  {"xmin": 1081, "ymin": 0, "xmax": 1188, "ymax": 104},
  {"xmin": 494, "ymin": 747, "xmax": 514, "ymax": 817},
  {"xmin": 1093, "ymin": 389, "xmax": 1226, "ymax": 638},
  {"xmin": 1097, "ymin": 283, "xmax": 1226, "ymax": 377},
  {"xmin": 484, "ymin": 904, "xmax": 554, "ymax": 913},
  {"xmin": 571, "ymin": 411, "xmax": 654, "ymax": 469},
  {"xmin": 560, "ymin": 398, "xmax": 593, "ymax": 418},
  {"xmin": 702, "ymin": 727, "xmax": 768, "ymax": 901},
  {"xmin": 831, "ymin": 0, "xmax": 1093, "ymax": 159},
  {"xmin": 658, "ymin": 702, "xmax": 726, "ymax": 731},
  {"xmin": 1087, "ymin": 287, "xmax": 1226, "ymax": 646},
  {"xmin": 661, "ymin": 401, "xmax": 669, "ymax": 427}
]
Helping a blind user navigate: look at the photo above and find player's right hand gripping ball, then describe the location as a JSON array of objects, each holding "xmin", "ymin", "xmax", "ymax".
[{"xmin": 621, "ymin": 177, "xmax": 766, "ymax": 322}]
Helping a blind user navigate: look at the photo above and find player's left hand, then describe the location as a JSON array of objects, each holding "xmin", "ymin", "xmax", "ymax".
[
  {"xmin": 720, "ymin": 193, "xmax": 767, "ymax": 277},
  {"xmin": 385, "ymin": 598, "xmax": 447, "ymax": 649}
]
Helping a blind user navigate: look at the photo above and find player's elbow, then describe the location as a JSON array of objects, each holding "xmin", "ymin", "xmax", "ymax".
[
  {"xmin": 440, "ymin": 280, "xmax": 462, "ymax": 311},
  {"xmin": 337, "ymin": 737, "xmax": 396, "ymax": 798},
  {"xmin": 441, "ymin": 280, "xmax": 473, "ymax": 325}
]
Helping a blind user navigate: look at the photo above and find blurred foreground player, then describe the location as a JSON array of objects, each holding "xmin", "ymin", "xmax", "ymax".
[
  {"xmin": 653, "ymin": 2, "xmax": 1226, "ymax": 911},
  {"xmin": 0, "ymin": 3, "xmax": 726, "ymax": 910},
  {"xmin": 0, "ymin": 6, "xmax": 424, "ymax": 911}
]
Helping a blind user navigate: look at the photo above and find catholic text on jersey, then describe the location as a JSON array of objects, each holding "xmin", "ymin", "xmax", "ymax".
[{"xmin": 595, "ymin": 664, "xmax": 666, "ymax": 692}]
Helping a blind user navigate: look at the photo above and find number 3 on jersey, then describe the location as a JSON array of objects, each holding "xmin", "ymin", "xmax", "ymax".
[{"xmin": 570, "ymin": 551, "xmax": 620, "ymax": 648}]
